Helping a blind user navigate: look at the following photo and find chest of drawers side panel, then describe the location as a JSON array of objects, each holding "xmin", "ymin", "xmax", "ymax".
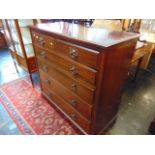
[{"xmin": 93, "ymin": 39, "xmax": 138, "ymax": 134}]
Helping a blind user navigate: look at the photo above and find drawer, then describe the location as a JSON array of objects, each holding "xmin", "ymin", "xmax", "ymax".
[
  {"xmin": 40, "ymin": 70, "xmax": 92, "ymax": 120},
  {"xmin": 35, "ymin": 45, "xmax": 97, "ymax": 85},
  {"xmin": 37, "ymin": 58, "xmax": 95, "ymax": 104},
  {"xmin": 32, "ymin": 31, "xmax": 55, "ymax": 49},
  {"xmin": 42, "ymin": 83, "xmax": 91, "ymax": 133},
  {"xmin": 55, "ymin": 39, "xmax": 99, "ymax": 69}
]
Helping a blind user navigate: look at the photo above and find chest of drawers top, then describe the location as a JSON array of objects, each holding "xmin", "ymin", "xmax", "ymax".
[{"xmin": 29, "ymin": 22, "xmax": 139, "ymax": 50}]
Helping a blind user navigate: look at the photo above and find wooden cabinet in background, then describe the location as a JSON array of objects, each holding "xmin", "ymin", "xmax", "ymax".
[
  {"xmin": 30, "ymin": 22, "xmax": 139, "ymax": 134},
  {"xmin": 1, "ymin": 19, "xmax": 38, "ymax": 85},
  {"xmin": 0, "ymin": 20, "xmax": 6, "ymax": 48},
  {"xmin": 0, "ymin": 31, "xmax": 6, "ymax": 48}
]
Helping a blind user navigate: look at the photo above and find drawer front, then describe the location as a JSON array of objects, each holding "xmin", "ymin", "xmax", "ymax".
[
  {"xmin": 42, "ymin": 82, "xmax": 91, "ymax": 133},
  {"xmin": 37, "ymin": 58, "xmax": 95, "ymax": 105},
  {"xmin": 40, "ymin": 69, "xmax": 92, "ymax": 120},
  {"xmin": 55, "ymin": 39, "xmax": 99, "ymax": 69},
  {"xmin": 32, "ymin": 31, "xmax": 55, "ymax": 49},
  {"xmin": 35, "ymin": 45, "xmax": 97, "ymax": 85}
]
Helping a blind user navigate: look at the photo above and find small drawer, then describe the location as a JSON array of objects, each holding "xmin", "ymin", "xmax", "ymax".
[
  {"xmin": 42, "ymin": 83, "xmax": 91, "ymax": 133},
  {"xmin": 55, "ymin": 39, "xmax": 99, "ymax": 69},
  {"xmin": 37, "ymin": 58, "xmax": 95, "ymax": 105},
  {"xmin": 40, "ymin": 70, "xmax": 92, "ymax": 120},
  {"xmin": 32, "ymin": 31, "xmax": 55, "ymax": 49},
  {"xmin": 35, "ymin": 45, "xmax": 97, "ymax": 85}
]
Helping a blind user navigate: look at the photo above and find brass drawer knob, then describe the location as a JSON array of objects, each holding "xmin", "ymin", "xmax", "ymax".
[
  {"xmin": 48, "ymin": 92, "xmax": 52, "ymax": 98},
  {"xmin": 40, "ymin": 51, "xmax": 46, "ymax": 56},
  {"xmin": 69, "ymin": 47, "xmax": 78, "ymax": 59},
  {"xmin": 45, "ymin": 79, "xmax": 51, "ymax": 85},
  {"xmin": 43, "ymin": 65, "xmax": 48, "ymax": 72},
  {"xmin": 70, "ymin": 66, "xmax": 78, "ymax": 76},
  {"xmin": 38, "ymin": 37, "xmax": 45, "ymax": 46},
  {"xmin": 70, "ymin": 114, "xmax": 77, "ymax": 121},
  {"xmin": 70, "ymin": 99, "xmax": 77, "ymax": 107},
  {"xmin": 40, "ymin": 51, "xmax": 47, "ymax": 59},
  {"xmin": 71, "ymin": 83, "xmax": 77, "ymax": 92}
]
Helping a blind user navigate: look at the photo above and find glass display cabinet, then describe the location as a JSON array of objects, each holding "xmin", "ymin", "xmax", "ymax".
[
  {"xmin": 1, "ymin": 19, "xmax": 19, "ymax": 72},
  {"xmin": 18, "ymin": 19, "xmax": 34, "ymax": 57},
  {"xmin": 1, "ymin": 20, "xmax": 15, "ymax": 52},
  {"xmin": 1, "ymin": 19, "xmax": 38, "ymax": 86}
]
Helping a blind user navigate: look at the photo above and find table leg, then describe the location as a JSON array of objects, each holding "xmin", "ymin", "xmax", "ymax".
[{"xmin": 132, "ymin": 57, "xmax": 143, "ymax": 82}]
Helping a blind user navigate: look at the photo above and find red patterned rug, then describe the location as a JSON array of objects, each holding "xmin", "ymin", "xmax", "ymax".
[{"xmin": 0, "ymin": 77, "xmax": 80, "ymax": 135}]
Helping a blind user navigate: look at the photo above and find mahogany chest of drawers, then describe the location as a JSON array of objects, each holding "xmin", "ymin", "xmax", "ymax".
[{"xmin": 30, "ymin": 22, "xmax": 139, "ymax": 134}]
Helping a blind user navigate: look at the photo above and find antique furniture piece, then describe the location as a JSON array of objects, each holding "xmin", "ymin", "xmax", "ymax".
[
  {"xmin": 0, "ymin": 30, "xmax": 6, "ymax": 48},
  {"xmin": 149, "ymin": 117, "xmax": 155, "ymax": 135},
  {"xmin": 130, "ymin": 41, "xmax": 148, "ymax": 81},
  {"xmin": 137, "ymin": 19, "xmax": 155, "ymax": 70},
  {"xmin": 40, "ymin": 19, "xmax": 94, "ymax": 26},
  {"xmin": 91, "ymin": 19, "xmax": 122, "ymax": 31},
  {"xmin": 0, "ymin": 20, "xmax": 6, "ymax": 48},
  {"xmin": 122, "ymin": 19, "xmax": 142, "ymax": 32},
  {"xmin": 30, "ymin": 22, "xmax": 139, "ymax": 134},
  {"xmin": 1, "ymin": 19, "xmax": 38, "ymax": 85},
  {"xmin": 1, "ymin": 19, "xmax": 19, "ymax": 72},
  {"xmin": 139, "ymin": 33, "xmax": 155, "ymax": 70}
]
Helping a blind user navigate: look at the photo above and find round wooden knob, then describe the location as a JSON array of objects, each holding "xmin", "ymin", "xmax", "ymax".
[{"xmin": 50, "ymin": 42, "xmax": 54, "ymax": 46}]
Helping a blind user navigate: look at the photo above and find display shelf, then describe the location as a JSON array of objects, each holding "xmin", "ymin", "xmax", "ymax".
[
  {"xmin": 17, "ymin": 19, "xmax": 35, "ymax": 58},
  {"xmin": 9, "ymin": 45, "xmax": 14, "ymax": 51},
  {"xmin": 11, "ymin": 31, "xmax": 21, "ymax": 44},
  {"xmin": 1, "ymin": 20, "xmax": 12, "ymax": 47},
  {"xmin": 20, "ymin": 27, "xmax": 32, "ymax": 44},
  {"xmin": 14, "ymin": 44, "xmax": 23, "ymax": 57},
  {"xmin": 25, "ymin": 43, "xmax": 34, "ymax": 57}
]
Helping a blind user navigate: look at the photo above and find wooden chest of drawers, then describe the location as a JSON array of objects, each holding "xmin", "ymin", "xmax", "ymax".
[{"xmin": 30, "ymin": 22, "xmax": 139, "ymax": 134}]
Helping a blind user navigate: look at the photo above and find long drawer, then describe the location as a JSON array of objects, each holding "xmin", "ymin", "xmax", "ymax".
[
  {"xmin": 37, "ymin": 57, "xmax": 95, "ymax": 105},
  {"xmin": 32, "ymin": 31, "xmax": 99, "ymax": 69},
  {"xmin": 42, "ymin": 82, "xmax": 91, "ymax": 133},
  {"xmin": 35, "ymin": 45, "xmax": 97, "ymax": 85},
  {"xmin": 55, "ymin": 39, "xmax": 99, "ymax": 69},
  {"xmin": 40, "ymin": 69, "xmax": 92, "ymax": 120}
]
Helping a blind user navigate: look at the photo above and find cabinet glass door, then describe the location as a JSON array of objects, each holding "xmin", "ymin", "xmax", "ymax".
[
  {"xmin": 18, "ymin": 19, "xmax": 34, "ymax": 57},
  {"xmin": 1, "ymin": 20, "xmax": 14, "ymax": 51},
  {"xmin": 7, "ymin": 19, "xmax": 23, "ymax": 57}
]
